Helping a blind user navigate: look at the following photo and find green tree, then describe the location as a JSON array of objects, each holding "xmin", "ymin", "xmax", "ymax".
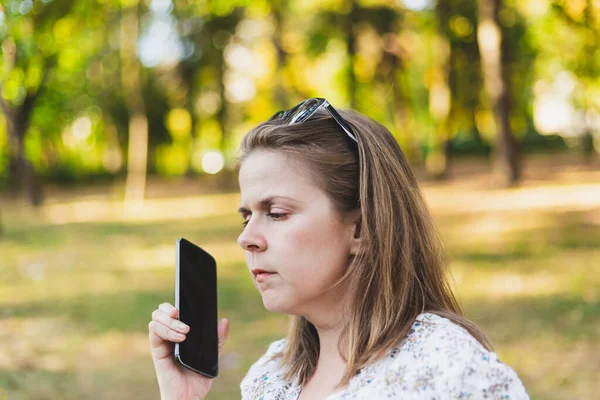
[
  {"xmin": 545, "ymin": 0, "xmax": 600, "ymax": 156},
  {"xmin": 120, "ymin": 0, "xmax": 149, "ymax": 208},
  {"xmin": 0, "ymin": 1, "xmax": 76, "ymax": 205},
  {"xmin": 0, "ymin": 0, "xmax": 116, "ymax": 201},
  {"xmin": 173, "ymin": 4, "xmax": 245, "ymax": 137},
  {"xmin": 477, "ymin": 0, "xmax": 520, "ymax": 186}
]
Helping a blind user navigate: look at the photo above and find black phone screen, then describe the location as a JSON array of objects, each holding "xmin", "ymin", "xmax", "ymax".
[{"xmin": 174, "ymin": 238, "xmax": 219, "ymax": 378}]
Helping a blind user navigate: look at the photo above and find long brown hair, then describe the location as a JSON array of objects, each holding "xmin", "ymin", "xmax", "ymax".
[{"xmin": 236, "ymin": 108, "xmax": 492, "ymax": 388}]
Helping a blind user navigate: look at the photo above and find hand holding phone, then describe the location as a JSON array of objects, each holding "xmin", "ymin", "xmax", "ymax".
[
  {"xmin": 174, "ymin": 238, "xmax": 220, "ymax": 377},
  {"xmin": 148, "ymin": 238, "xmax": 228, "ymax": 400}
]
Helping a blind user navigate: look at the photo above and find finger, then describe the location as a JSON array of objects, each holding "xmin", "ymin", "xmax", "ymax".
[
  {"xmin": 152, "ymin": 309, "xmax": 189, "ymax": 334},
  {"xmin": 217, "ymin": 318, "xmax": 229, "ymax": 358},
  {"xmin": 148, "ymin": 320, "xmax": 181, "ymax": 360},
  {"xmin": 148, "ymin": 320, "xmax": 187, "ymax": 345},
  {"xmin": 159, "ymin": 302, "xmax": 178, "ymax": 318}
]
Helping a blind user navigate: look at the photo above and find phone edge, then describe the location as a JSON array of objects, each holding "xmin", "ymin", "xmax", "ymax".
[
  {"xmin": 174, "ymin": 238, "xmax": 182, "ymax": 362},
  {"xmin": 173, "ymin": 237, "xmax": 220, "ymax": 378},
  {"xmin": 175, "ymin": 354, "xmax": 219, "ymax": 379}
]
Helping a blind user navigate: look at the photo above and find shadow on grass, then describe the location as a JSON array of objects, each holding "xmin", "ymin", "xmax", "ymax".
[
  {"xmin": 0, "ymin": 360, "xmax": 162, "ymax": 400},
  {"xmin": 2, "ymin": 275, "xmax": 597, "ymax": 348},
  {"xmin": 0, "ymin": 274, "xmax": 266, "ymax": 334},
  {"xmin": 463, "ymin": 293, "xmax": 600, "ymax": 345},
  {"xmin": 0, "ymin": 368, "xmax": 83, "ymax": 400},
  {"xmin": 1, "ymin": 213, "xmax": 245, "ymax": 248},
  {"xmin": 443, "ymin": 209, "xmax": 600, "ymax": 265}
]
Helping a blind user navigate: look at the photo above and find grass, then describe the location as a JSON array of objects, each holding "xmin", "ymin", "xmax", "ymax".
[{"xmin": 1, "ymin": 155, "xmax": 599, "ymax": 399}]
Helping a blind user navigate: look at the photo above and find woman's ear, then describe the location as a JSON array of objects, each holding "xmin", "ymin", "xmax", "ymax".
[{"xmin": 349, "ymin": 212, "xmax": 361, "ymax": 256}]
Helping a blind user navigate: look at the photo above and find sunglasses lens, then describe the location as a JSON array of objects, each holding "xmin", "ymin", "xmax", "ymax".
[
  {"xmin": 281, "ymin": 99, "xmax": 324, "ymax": 124},
  {"xmin": 268, "ymin": 98, "xmax": 358, "ymax": 144}
]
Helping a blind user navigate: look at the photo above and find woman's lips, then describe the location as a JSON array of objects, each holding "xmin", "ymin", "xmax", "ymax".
[{"xmin": 255, "ymin": 272, "xmax": 275, "ymax": 282}]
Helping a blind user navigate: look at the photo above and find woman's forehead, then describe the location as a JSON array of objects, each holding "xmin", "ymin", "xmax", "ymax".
[
  {"xmin": 239, "ymin": 151, "xmax": 312, "ymax": 188},
  {"xmin": 238, "ymin": 152, "xmax": 324, "ymax": 206}
]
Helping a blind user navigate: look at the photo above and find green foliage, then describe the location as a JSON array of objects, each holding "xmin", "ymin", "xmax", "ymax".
[{"xmin": 0, "ymin": 0, "xmax": 597, "ymax": 186}]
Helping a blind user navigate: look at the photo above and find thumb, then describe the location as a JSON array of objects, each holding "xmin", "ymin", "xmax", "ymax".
[{"xmin": 217, "ymin": 318, "xmax": 229, "ymax": 358}]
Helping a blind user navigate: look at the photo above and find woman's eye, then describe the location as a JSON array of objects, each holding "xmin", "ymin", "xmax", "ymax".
[
  {"xmin": 240, "ymin": 212, "xmax": 250, "ymax": 227},
  {"xmin": 267, "ymin": 212, "xmax": 287, "ymax": 220},
  {"xmin": 241, "ymin": 213, "xmax": 287, "ymax": 228}
]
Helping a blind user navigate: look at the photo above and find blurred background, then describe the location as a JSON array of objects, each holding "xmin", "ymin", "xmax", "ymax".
[{"xmin": 0, "ymin": 0, "xmax": 599, "ymax": 398}]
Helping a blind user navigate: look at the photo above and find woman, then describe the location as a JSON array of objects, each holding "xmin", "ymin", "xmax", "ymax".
[{"xmin": 148, "ymin": 99, "xmax": 529, "ymax": 399}]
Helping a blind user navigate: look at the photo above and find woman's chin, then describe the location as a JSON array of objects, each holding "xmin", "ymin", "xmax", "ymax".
[{"xmin": 261, "ymin": 296, "xmax": 292, "ymax": 314}]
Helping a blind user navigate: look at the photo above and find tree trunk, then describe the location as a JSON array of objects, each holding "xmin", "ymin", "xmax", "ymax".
[
  {"xmin": 272, "ymin": 1, "xmax": 292, "ymax": 110},
  {"xmin": 426, "ymin": 34, "xmax": 452, "ymax": 179},
  {"xmin": 120, "ymin": 2, "xmax": 149, "ymax": 209},
  {"xmin": 426, "ymin": 0, "xmax": 456, "ymax": 180},
  {"xmin": 582, "ymin": 0, "xmax": 599, "ymax": 160},
  {"xmin": 184, "ymin": 94, "xmax": 198, "ymax": 178},
  {"xmin": 380, "ymin": 33, "xmax": 419, "ymax": 166},
  {"xmin": 345, "ymin": 0, "xmax": 359, "ymax": 108},
  {"xmin": 214, "ymin": 40, "xmax": 231, "ymax": 188},
  {"xmin": 0, "ymin": 40, "xmax": 46, "ymax": 206},
  {"xmin": 1, "ymin": 96, "xmax": 44, "ymax": 206},
  {"xmin": 477, "ymin": 0, "xmax": 520, "ymax": 186}
]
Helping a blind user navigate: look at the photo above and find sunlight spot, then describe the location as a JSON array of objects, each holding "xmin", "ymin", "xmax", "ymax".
[
  {"xmin": 150, "ymin": 0, "xmax": 172, "ymax": 13},
  {"xmin": 224, "ymin": 43, "xmax": 254, "ymax": 70},
  {"xmin": 224, "ymin": 72, "xmax": 256, "ymax": 103},
  {"xmin": 455, "ymin": 268, "xmax": 564, "ymax": 299},
  {"xmin": 72, "ymin": 116, "xmax": 92, "ymax": 141},
  {"xmin": 19, "ymin": 0, "xmax": 33, "ymax": 15},
  {"xmin": 196, "ymin": 91, "xmax": 221, "ymax": 116},
  {"xmin": 138, "ymin": 15, "xmax": 183, "ymax": 68},
  {"xmin": 41, "ymin": 193, "xmax": 241, "ymax": 224},
  {"xmin": 477, "ymin": 21, "xmax": 500, "ymax": 53},
  {"xmin": 202, "ymin": 151, "xmax": 225, "ymax": 174},
  {"xmin": 102, "ymin": 146, "xmax": 123, "ymax": 173},
  {"xmin": 402, "ymin": 0, "xmax": 431, "ymax": 11},
  {"xmin": 424, "ymin": 183, "xmax": 600, "ymax": 216},
  {"xmin": 20, "ymin": 263, "xmax": 46, "ymax": 281}
]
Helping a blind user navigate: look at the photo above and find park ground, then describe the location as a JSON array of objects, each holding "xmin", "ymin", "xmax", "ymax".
[{"xmin": 1, "ymin": 153, "xmax": 599, "ymax": 399}]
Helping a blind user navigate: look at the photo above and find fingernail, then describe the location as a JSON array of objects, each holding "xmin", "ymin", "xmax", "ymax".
[{"xmin": 178, "ymin": 322, "xmax": 188, "ymax": 331}]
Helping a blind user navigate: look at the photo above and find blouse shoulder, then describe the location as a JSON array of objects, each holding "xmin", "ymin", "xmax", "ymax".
[
  {"xmin": 380, "ymin": 313, "xmax": 529, "ymax": 399},
  {"xmin": 240, "ymin": 338, "xmax": 297, "ymax": 400}
]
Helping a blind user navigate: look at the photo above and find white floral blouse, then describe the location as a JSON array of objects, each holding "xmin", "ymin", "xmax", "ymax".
[{"xmin": 240, "ymin": 313, "xmax": 529, "ymax": 399}]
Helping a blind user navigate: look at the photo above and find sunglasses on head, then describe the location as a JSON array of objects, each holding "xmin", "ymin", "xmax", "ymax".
[{"xmin": 268, "ymin": 98, "xmax": 359, "ymax": 145}]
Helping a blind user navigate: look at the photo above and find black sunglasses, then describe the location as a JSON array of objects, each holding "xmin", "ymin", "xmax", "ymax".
[{"xmin": 268, "ymin": 98, "xmax": 359, "ymax": 144}]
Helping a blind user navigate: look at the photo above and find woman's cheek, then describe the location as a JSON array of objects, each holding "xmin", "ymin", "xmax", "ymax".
[{"xmin": 288, "ymin": 218, "xmax": 322, "ymax": 246}]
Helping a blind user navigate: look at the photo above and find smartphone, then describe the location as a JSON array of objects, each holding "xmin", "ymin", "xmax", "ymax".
[{"xmin": 174, "ymin": 237, "xmax": 219, "ymax": 378}]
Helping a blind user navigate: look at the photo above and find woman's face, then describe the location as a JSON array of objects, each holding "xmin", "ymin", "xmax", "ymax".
[{"xmin": 237, "ymin": 150, "xmax": 359, "ymax": 317}]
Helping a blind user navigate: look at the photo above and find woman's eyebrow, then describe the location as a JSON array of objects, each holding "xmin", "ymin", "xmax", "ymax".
[{"xmin": 237, "ymin": 196, "xmax": 300, "ymax": 214}]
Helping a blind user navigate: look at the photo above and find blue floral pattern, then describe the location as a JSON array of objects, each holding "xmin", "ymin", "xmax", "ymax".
[{"xmin": 240, "ymin": 313, "xmax": 529, "ymax": 399}]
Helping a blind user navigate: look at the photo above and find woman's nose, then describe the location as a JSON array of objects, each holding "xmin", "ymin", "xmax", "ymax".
[{"xmin": 237, "ymin": 219, "xmax": 267, "ymax": 252}]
